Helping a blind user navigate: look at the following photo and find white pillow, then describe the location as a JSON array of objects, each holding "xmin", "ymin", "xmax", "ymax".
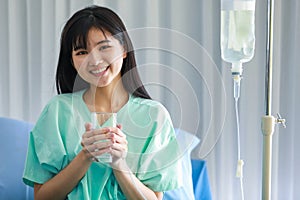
[{"xmin": 164, "ymin": 128, "xmax": 200, "ymax": 200}]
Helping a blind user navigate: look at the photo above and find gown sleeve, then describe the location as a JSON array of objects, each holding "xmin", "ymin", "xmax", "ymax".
[
  {"xmin": 23, "ymin": 97, "xmax": 71, "ymax": 187},
  {"xmin": 135, "ymin": 103, "xmax": 183, "ymax": 192}
]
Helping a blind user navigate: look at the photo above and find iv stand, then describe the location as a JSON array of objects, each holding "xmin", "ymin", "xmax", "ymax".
[{"xmin": 261, "ymin": 0, "xmax": 286, "ymax": 199}]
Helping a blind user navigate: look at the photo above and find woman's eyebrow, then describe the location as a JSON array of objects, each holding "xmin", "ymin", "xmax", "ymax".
[
  {"xmin": 97, "ymin": 39, "xmax": 111, "ymax": 45},
  {"xmin": 73, "ymin": 39, "xmax": 111, "ymax": 51}
]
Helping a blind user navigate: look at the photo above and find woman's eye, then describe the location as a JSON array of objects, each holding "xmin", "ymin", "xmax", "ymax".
[
  {"xmin": 75, "ymin": 50, "xmax": 88, "ymax": 56},
  {"xmin": 99, "ymin": 45, "xmax": 111, "ymax": 51}
]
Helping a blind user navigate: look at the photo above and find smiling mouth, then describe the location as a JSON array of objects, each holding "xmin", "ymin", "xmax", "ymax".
[{"xmin": 90, "ymin": 66, "xmax": 109, "ymax": 74}]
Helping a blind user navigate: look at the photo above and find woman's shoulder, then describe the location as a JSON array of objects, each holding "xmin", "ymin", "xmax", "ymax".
[
  {"xmin": 39, "ymin": 90, "xmax": 84, "ymax": 116},
  {"xmin": 129, "ymin": 95, "xmax": 170, "ymax": 117},
  {"xmin": 130, "ymin": 95, "xmax": 165, "ymax": 109},
  {"xmin": 34, "ymin": 91, "xmax": 84, "ymax": 126},
  {"xmin": 47, "ymin": 90, "xmax": 83, "ymax": 107}
]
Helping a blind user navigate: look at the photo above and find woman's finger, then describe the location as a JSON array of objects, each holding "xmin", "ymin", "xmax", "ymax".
[
  {"xmin": 111, "ymin": 142, "xmax": 128, "ymax": 155},
  {"xmin": 82, "ymin": 127, "xmax": 110, "ymax": 138},
  {"xmin": 116, "ymin": 124, "xmax": 122, "ymax": 129},
  {"xmin": 112, "ymin": 135, "xmax": 127, "ymax": 146},
  {"xmin": 85, "ymin": 122, "xmax": 93, "ymax": 131},
  {"xmin": 81, "ymin": 124, "xmax": 114, "ymax": 161},
  {"xmin": 82, "ymin": 145, "xmax": 111, "ymax": 162},
  {"xmin": 108, "ymin": 127, "xmax": 126, "ymax": 138},
  {"xmin": 82, "ymin": 140, "xmax": 113, "ymax": 156},
  {"xmin": 91, "ymin": 146, "xmax": 112, "ymax": 158},
  {"xmin": 82, "ymin": 133, "xmax": 114, "ymax": 146}
]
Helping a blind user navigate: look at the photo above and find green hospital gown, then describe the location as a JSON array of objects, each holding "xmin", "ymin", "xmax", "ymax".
[{"xmin": 23, "ymin": 90, "xmax": 182, "ymax": 199}]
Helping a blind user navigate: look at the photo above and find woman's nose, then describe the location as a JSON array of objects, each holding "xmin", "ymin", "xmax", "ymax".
[
  {"xmin": 88, "ymin": 50, "xmax": 103, "ymax": 66},
  {"xmin": 88, "ymin": 59, "xmax": 103, "ymax": 67}
]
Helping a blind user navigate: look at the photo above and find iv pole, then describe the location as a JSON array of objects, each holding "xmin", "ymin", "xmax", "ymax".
[{"xmin": 261, "ymin": 0, "xmax": 286, "ymax": 199}]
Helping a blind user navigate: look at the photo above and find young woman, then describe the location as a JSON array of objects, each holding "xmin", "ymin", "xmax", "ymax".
[{"xmin": 23, "ymin": 5, "xmax": 182, "ymax": 200}]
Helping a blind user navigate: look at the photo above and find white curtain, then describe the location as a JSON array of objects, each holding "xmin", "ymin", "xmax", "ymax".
[{"xmin": 1, "ymin": 0, "xmax": 299, "ymax": 199}]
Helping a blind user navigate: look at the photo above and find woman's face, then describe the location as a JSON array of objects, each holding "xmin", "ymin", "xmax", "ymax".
[{"xmin": 72, "ymin": 27, "xmax": 126, "ymax": 88}]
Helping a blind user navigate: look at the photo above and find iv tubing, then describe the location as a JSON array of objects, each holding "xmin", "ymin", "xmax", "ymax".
[
  {"xmin": 234, "ymin": 97, "xmax": 241, "ymax": 162},
  {"xmin": 233, "ymin": 76, "xmax": 245, "ymax": 200}
]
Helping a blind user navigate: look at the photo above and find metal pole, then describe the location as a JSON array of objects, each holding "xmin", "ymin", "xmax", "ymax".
[
  {"xmin": 265, "ymin": 0, "xmax": 274, "ymax": 116},
  {"xmin": 262, "ymin": 0, "xmax": 274, "ymax": 199}
]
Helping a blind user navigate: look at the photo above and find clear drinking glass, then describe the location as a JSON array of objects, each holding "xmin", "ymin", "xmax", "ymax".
[{"xmin": 91, "ymin": 112, "xmax": 117, "ymax": 163}]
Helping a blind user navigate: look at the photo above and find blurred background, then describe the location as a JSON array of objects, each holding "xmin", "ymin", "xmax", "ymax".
[{"xmin": 0, "ymin": 0, "xmax": 299, "ymax": 199}]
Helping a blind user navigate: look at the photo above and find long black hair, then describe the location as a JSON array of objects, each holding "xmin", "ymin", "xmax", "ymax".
[{"xmin": 55, "ymin": 5, "xmax": 151, "ymax": 99}]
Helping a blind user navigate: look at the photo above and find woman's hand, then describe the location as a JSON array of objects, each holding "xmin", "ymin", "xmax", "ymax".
[
  {"xmin": 81, "ymin": 123, "xmax": 114, "ymax": 161},
  {"xmin": 109, "ymin": 124, "xmax": 128, "ymax": 169}
]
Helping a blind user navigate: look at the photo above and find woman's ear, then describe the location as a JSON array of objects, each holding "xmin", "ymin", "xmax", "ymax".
[
  {"xmin": 122, "ymin": 46, "xmax": 127, "ymax": 59},
  {"xmin": 123, "ymin": 52, "xmax": 127, "ymax": 59}
]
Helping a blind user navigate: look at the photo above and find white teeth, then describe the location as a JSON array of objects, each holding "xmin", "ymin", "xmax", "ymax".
[{"xmin": 91, "ymin": 67, "xmax": 107, "ymax": 74}]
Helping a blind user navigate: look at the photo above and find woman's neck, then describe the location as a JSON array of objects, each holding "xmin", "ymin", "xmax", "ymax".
[{"xmin": 84, "ymin": 82, "xmax": 129, "ymax": 113}]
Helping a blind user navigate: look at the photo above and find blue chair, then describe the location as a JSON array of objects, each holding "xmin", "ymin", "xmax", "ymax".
[
  {"xmin": 0, "ymin": 117, "xmax": 34, "ymax": 200},
  {"xmin": 191, "ymin": 159, "xmax": 212, "ymax": 200}
]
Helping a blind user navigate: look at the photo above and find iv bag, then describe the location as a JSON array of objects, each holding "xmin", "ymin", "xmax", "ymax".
[{"xmin": 221, "ymin": 0, "xmax": 256, "ymax": 65}]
